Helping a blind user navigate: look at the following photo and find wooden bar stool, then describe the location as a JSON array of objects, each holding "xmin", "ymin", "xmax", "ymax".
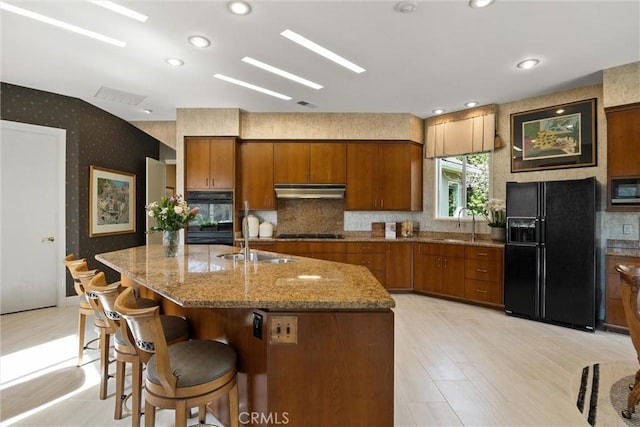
[
  {"xmin": 87, "ymin": 273, "xmax": 190, "ymax": 427},
  {"xmin": 115, "ymin": 287, "xmax": 239, "ymax": 427},
  {"xmin": 78, "ymin": 269, "xmax": 159, "ymax": 401},
  {"xmin": 64, "ymin": 254, "xmax": 99, "ymax": 366},
  {"xmin": 617, "ymin": 263, "xmax": 640, "ymax": 420}
]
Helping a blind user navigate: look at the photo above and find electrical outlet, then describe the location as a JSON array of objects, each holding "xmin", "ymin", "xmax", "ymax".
[
  {"xmin": 253, "ymin": 313, "xmax": 263, "ymax": 339},
  {"xmin": 269, "ymin": 315, "xmax": 298, "ymax": 344},
  {"xmin": 623, "ymin": 224, "xmax": 633, "ymax": 235}
]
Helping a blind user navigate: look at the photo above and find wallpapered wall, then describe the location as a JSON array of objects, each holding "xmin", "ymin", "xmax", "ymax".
[{"xmin": 0, "ymin": 82, "xmax": 160, "ymax": 295}]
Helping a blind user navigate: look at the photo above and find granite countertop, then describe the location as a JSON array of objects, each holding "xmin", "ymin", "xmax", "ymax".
[
  {"xmin": 238, "ymin": 233, "xmax": 505, "ymax": 248},
  {"xmin": 606, "ymin": 239, "xmax": 640, "ymax": 258},
  {"xmin": 95, "ymin": 245, "xmax": 395, "ymax": 311}
]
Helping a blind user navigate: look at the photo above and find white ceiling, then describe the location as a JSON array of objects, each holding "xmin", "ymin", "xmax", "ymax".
[{"xmin": 1, "ymin": 1, "xmax": 639, "ymax": 122}]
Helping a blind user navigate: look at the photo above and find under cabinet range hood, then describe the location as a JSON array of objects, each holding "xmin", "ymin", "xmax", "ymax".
[{"xmin": 274, "ymin": 184, "xmax": 345, "ymax": 199}]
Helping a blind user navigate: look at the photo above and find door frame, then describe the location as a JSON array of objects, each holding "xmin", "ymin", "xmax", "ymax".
[{"xmin": 0, "ymin": 120, "xmax": 67, "ymax": 309}]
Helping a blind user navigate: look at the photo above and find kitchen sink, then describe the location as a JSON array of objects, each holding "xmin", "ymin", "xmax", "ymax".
[{"xmin": 216, "ymin": 252, "xmax": 295, "ymax": 263}]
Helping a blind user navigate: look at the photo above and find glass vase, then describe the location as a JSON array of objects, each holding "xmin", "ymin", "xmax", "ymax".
[
  {"xmin": 489, "ymin": 226, "xmax": 506, "ymax": 242},
  {"xmin": 162, "ymin": 230, "xmax": 179, "ymax": 257}
]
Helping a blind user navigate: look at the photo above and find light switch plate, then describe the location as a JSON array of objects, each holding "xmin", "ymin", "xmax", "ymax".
[{"xmin": 269, "ymin": 315, "xmax": 298, "ymax": 344}]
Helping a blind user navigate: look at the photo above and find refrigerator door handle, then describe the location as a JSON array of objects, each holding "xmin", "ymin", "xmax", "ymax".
[
  {"xmin": 539, "ymin": 246, "xmax": 545, "ymax": 318},
  {"xmin": 538, "ymin": 218, "xmax": 546, "ymax": 246}
]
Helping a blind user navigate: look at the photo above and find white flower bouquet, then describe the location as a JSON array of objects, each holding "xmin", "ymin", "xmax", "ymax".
[
  {"xmin": 484, "ymin": 198, "xmax": 506, "ymax": 228},
  {"xmin": 146, "ymin": 194, "xmax": 199, "ymax": 232}
]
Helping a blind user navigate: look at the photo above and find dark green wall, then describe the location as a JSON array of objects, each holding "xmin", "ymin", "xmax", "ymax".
[{"xmin": 1, "ymin": 82, "xmax": 160, "ymax": 295}]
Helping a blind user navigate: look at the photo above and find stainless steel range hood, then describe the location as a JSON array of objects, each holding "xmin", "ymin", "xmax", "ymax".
[{"xmin": 274, "ymin": 184, "xmax": 345, "ymax": 199}]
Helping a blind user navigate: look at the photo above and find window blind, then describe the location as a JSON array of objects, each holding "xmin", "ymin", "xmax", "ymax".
[{"xmin": 425, "ymin": 104, "xmax": 498, "ymax": 158}]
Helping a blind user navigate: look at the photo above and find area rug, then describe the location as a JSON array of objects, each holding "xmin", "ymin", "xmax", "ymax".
[{"xmin": 571, "ymin": 360, "xmax": 640, "ymax": 427}]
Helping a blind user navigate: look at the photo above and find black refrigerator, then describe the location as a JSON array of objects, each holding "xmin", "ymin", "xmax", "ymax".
[{"xmin": 504, "ymin": 177, "xmax": 596, "ymax": 331}]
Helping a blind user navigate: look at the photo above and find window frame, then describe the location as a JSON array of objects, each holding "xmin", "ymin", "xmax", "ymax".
[{"xmin": 434, "ymin": 152, "xmax": 492, "ymax": 221}]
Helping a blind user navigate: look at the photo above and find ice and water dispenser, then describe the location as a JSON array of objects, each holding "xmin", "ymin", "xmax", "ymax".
[{"xmin": 507, "ymin": 217, "xmax": 537, "ymax": 244}]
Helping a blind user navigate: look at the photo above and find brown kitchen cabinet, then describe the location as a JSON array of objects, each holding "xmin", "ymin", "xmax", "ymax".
[
  {"xmin": 464, "ymin": 246, "xmax": 503, "ymax": 306},
  {"xmin": 185, "ymin": 137, "xmax": 235, "ymax": 190},
  {"xmin": 237, "ymin": 141, "xmax": 275, "ymax": 210},
  {"xmin": 345, "ymin": 242, "xmax": 387, "ymax": 286},
  {"xmin": 345, "ymin": 142, "xmax": 422, "ymax": 211},
  {"xmin": 413, "ymin": 243, "xmax": 464, "ymax": 297},
  {"xmin": 606, "ymin": 103, "xmax": 640, "ymax": 212},
  {"xmin": 605, "ymin": 254, "xmax": 640, "ymax": 332},
  {"xmin": 385, "ymin": 242, "xmax": 412, "ymax": 290},
  {"xmin": 307, "ymin": 241, "xmax": 347, "ymax": 263},
  {"xmin": 273, "ymin": 141, "xmax": 346, "ymax": 184}
]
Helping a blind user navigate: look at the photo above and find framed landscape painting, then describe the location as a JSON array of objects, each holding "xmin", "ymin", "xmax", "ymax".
[
  {"xmin": 89, "ymin": 165, "xmax": 135, "ymax": 236},
  {"xmin": 511, "ymin": 98, "xmax": 597, "ymax": 172}
]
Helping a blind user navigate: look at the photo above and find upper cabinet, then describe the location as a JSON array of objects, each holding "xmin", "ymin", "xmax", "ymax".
[
  {"xmin": 606, "ymin": 103, "xmax": 640, "ymax": 211},
  {"xmin": 185, "ymin": 137, "xmax": 235, "ymax": 190},
  {"xmin": 346, "ymin": 142, "xmax": 422, "ymax": 211},
  {"xmin": 273, "ymin": 142, "xmax": 346, "ymax": 184},
  {"xmin": 237, "ymin": 141, "xmax": 275, "ymax": 210}
]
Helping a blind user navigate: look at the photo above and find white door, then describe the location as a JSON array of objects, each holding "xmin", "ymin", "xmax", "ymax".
[
  {"xmin": 0, "ymin": 120, "xmax": 66, "ymax": 314},
  {"xmin": 146, "ymin": 157, "xmax": 166, "ymax": 245}
]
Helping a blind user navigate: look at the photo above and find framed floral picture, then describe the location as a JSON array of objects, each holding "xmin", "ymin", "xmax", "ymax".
[
  {"xmin": 511, "ymin": 98, "xmax": 597, "ymax": 172},
  {"xmin": 89, "ymin": 165, "xmax": 135, "ymax": 236}
]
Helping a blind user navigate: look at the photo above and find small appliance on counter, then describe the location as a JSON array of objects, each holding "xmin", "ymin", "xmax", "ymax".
[{"xmin": 259, "ymin": 221, "xmax": 273, "ymax": 238}]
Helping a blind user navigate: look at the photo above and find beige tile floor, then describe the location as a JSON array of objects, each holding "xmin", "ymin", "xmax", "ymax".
[{"xmin": 1, "ymin": 293, "xmax": 637, "ymax": 426}]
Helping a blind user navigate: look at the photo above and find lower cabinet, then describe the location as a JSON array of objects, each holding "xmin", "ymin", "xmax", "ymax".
[
  {"xmin": 247, "ymin": 239, "xmax": 503, "ymax": 302},
  {"xmin": 414, "ymin": 242, "xmax": 503, "ymax": 307},
  {"xmin": 605, "ymin": 254, "xmax": 640, "ymax": 332}
]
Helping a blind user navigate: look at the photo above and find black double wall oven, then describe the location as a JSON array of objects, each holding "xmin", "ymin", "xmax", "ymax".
[{"xmin": 186, "ymin": 191, "xmax": 234, "ymax": 245}]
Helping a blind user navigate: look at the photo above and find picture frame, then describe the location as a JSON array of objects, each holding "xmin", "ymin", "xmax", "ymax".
[
  {"xmin": 511, "ymin": 98, "xmax": 597, "ymax": 172},
  {"xmin": 89, "ymin": 165, "xmax": 136, "ymax": 236}
]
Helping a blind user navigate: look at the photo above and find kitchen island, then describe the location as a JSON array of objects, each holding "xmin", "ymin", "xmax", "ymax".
[{"xmin": 96, "ymin": 244, "xmax": 395, "ymax": 427}]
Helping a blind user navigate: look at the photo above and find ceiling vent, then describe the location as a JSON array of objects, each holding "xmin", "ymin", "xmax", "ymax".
[
  {"xmin": 94, "ymin": 86, "xmax": 146, "ymax": 105},
  {"xmin": 297, "ymin": 100, "xmax": 318, "ymax": 108}
]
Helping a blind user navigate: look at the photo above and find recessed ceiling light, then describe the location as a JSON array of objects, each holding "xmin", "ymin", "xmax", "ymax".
[
  {"xmin": 517, "ymin": 58, "xmax": 540, "ymax": 69},
  {"xmin": 227, "ymin": 1, "xmax": 251, "ymax": 15},
  {"xmin": 241, "ymin": 57, "xmax": 323, "ymax": 90},
  {"xmin": 281, "ymin": 29, "xmax": 366, "ymax": 74},
  {"xmin": 165, "ymin": 58, "xmax": 184, "ymax": 66},
  {"xmin": 556, "ymin": 109, "xmax": 565, "ymax": 114},
  {"xmin": 433, "ymin": 109, "xmax": 445, "ymax": 115},
  {"xmin": 469, "ymin": 0, "xmax": 495, "ymax": 8},
  {"xmin": 395, "ymin": 1, "xmax": 417, "ymax": 14},
  {"xmin": 188, "ymin": 35, "xmax": 211, "ymax": 48},
  {"xmin": 465, "ymin": 101, "xmax": 479, "ymax": 107},
  {"xmin": 91, "ymin": 1, "xmax": 148, "ymax": 22},
  {"xmin": 214, "ymin": 73, "xmax": 292, "ymax": 101},
  {"xmin": 0, "ymin": 2, "xmax": 126, "ymax": 47},
  {"xmin": 143, "ymin": 108, "xmax": 152, "ymax": 114}
]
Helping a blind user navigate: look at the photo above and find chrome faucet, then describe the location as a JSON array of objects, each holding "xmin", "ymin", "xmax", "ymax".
[
  {"xmin": 457, "ymin": 207, "xmax": 476, "ymax": 242},
  {"xmin": 243, "ymin": 200, "xmax": 250, "ymax": 261}
]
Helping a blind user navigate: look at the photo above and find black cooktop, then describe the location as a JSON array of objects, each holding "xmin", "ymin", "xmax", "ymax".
[{"xmin": 277, "ymin": 233, "xmax": 345, "ymax": 239}]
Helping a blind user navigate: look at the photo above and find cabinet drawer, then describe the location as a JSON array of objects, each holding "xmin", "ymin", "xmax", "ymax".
[
  {"xmin": 346, "ymin": 242, "xmax": 386, "ymax": 253},
  {"xmin": 441, "ymin": 244, "xmax": 465, "ymax": 258},
  {"xmin": 465, "ymin": 259, "xmax": 501, "ymax": 281},
  {"xmin": 308, "ymin": 242, "xmax": 347, "ymax": 253},
  {"xmin": 464, "ymin": 279, "xmax": 502, "ymax": 304},
  {"xmin": 465, "ymin": 246, "xmax": 503, "ymax": 262},
  {"xmin": 274, "ymin": 241, "xmax": 310, "ymax": 255},
  {"xmin": 346, "ymin": 253, "xmax": 386, "ymax": 269}
]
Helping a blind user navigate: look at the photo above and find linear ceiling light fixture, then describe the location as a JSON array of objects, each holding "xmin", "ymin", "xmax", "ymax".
[
  {"xmin": 213, "ymin": 73, "xmax": 292, "ymax": 100},
  {"xmin": 280, "ymin": 29, "xmax": 366, "ymax": 74},
  {"xmin": 241, "ymin": 57, "xmax": 323, "ymax": 90},
  {"xmin": 91, "ymin": 1, "xmax": 148, "ymax": 22},
  {"xmin": 0, "ymin": 2, "xmax": 126, "ymax": 47}
]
